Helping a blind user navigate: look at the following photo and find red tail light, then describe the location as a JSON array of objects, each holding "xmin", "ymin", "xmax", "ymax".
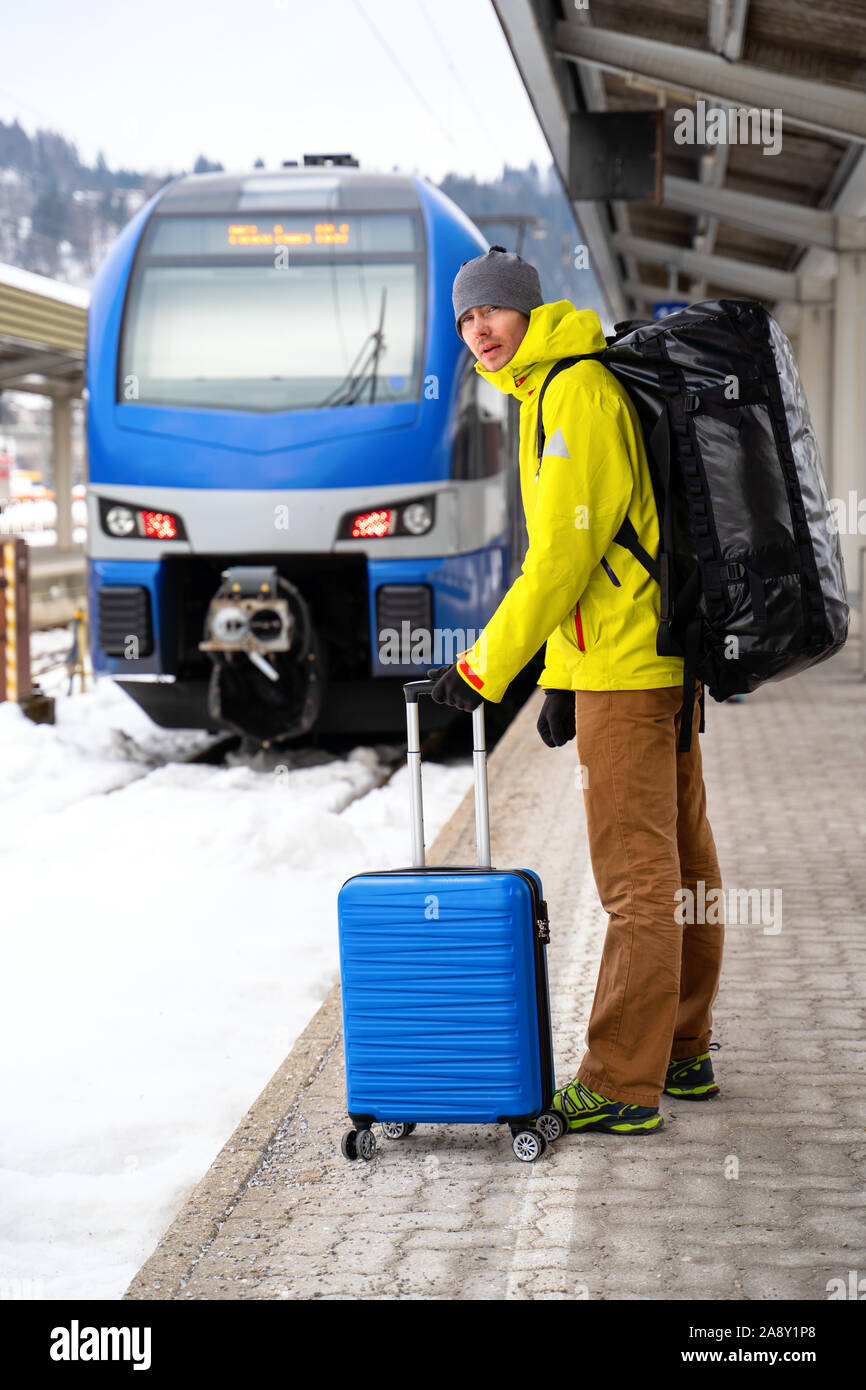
[
  {"xmin": 140, "ymin": 510, "xmax": 179, "ymax": 540},
  {"xmin": 351, "ymin": 509, "xmax": 393, "ymax": 538}
]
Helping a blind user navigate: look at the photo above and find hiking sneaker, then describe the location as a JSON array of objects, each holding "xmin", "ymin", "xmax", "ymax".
[
  {"xmin": 552, "ymin": 1078, "xmax": 663, "ymax": 1134},
  {"xmin": 664, "ymin": 1042, "xmax": 721, "ymax": 1100}
]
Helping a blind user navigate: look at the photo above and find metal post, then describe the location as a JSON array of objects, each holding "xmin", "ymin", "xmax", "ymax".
[
  {"xmin": 52, "ymin": 395, "xmax": 73, "ymax": 551},
  {"xmin": 66, "ymin": 606, "xmax": 89, "ymax": 695},
  {"xmin": 832, "ymin": 251, "xmax": 866, "ymax": 602},
  {"xmin": 0, "ymin": 538, "xmax": 53, "ymax": 722},
  {"xmin": 0, "ymin": 542, "xmax": 5, "ymax": 700},
  {"xmin": 795, "ymin": 304, "xmax": 833, "ymax": 491},
  {"xmin": 2, "ymin": 538, "xmax": 30, "ymax": 702}
]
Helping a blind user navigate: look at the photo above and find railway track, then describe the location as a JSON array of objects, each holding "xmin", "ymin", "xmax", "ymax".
[
  {"xmin": 96, "ymin": 723, "xmax": 455, "ymax": 810},
  {"xmin": 24, "ymin": 626, "xmax": 494, "ymax": 813}
]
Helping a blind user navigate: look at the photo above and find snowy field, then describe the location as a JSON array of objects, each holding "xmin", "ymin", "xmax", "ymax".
[{"xmin": 0, "ymin": 643, "xmax": 474, "ymax": 1300}]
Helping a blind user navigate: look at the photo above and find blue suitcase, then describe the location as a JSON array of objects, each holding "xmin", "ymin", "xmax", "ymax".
[{"xmin": 336, "ymin": 679, "xmax": 563, "ymax": 1163}]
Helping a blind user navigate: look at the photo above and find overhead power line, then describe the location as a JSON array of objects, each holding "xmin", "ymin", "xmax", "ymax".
[
  {"xmin": 350, "ymin": 0, "xmax": 460, "ymax": 154},
  {"xmin": 415, "ymin": 0, "xmax": 502, "ymax": 157}
]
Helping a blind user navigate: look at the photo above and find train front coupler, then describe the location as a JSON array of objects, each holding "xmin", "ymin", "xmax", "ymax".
[{"xmin": 199, "ymin": 565, "xmax": 324, "ymax": 743}]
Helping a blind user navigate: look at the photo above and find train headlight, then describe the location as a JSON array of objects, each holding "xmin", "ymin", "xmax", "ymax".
[
  {"xmin": 401, "ymin": 501, "xmax": 433, "ymax": 536},
  {"xmin": 100, "ymin": 498, "xmax": 187, "ymax": 540},
  {"xmin": 105, "ymin": 505, "xmax": 137, "ymax": 537}
]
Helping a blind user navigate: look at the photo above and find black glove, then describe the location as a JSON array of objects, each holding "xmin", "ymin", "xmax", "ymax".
[
  {"xmin": 428, "ymin": 664, "xmax": 484, "ymax": 711},
  {"xmin": 537, "ymin": 689, "xmax": 575, "ymax": 747}
]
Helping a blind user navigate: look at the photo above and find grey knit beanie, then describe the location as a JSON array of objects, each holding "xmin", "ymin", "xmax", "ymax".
[{"xmin": 452, "ymin": 244, "xmax": 543, "ymax": 339}]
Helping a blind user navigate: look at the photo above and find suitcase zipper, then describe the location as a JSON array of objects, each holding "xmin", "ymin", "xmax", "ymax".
[{"xmin": 536, "ymin": 897, "xmax": 550, "ymax": 944}]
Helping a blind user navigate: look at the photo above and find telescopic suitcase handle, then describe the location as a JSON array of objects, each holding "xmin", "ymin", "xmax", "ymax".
[{"xmin": 403, "ymin": 680, "xmax": 491, "ymax": 869}]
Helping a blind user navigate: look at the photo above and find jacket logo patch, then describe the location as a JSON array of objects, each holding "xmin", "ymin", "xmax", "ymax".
[{"xmin": 542, "ymin": 426, "xmax": 570, "ymax": 459}]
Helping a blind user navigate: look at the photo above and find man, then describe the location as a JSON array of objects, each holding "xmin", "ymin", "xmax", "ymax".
[{"xmin": 430, "ymin": 245, "xmax": 724, "ymax": 1135}]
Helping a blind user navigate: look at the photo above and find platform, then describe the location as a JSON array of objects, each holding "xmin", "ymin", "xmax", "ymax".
[{"xmin": 124, "ymin": 643, "xmax": 866, "ymax": 1301}]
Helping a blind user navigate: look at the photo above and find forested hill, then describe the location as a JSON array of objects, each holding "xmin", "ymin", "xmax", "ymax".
[
  {"xmin": 0, "ymin": 119, "xmax": 606, "ymax": 320},
  {"xmin": 439, "ymin": 161, "xmax": 608, "ymax": 322}
]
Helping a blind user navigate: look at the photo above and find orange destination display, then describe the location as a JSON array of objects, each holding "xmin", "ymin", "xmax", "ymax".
[{"xmin": 227, "ymin": 222, "xmax": 350, "ymax": 246}]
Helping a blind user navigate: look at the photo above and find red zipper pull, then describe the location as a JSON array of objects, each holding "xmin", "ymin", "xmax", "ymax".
[{"xmin": 575, "ymin": 602, "xmax": 585, "ymax": 652}]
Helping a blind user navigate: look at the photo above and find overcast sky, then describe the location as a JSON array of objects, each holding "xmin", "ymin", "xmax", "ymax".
[{"xmin": 0, "ymin": 0, "xmax": 553, "ymax": 182}]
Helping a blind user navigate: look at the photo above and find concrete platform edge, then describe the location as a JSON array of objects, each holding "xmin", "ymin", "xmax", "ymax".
[{"xmin": 122, "ymin": 982, "xmax": 345, "ymax": 1300}]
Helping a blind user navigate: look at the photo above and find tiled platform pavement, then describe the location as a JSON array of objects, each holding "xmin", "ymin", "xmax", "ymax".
[{"xmin": 126, "ymin": 645, "xmax": 866, "ymax": 1301}]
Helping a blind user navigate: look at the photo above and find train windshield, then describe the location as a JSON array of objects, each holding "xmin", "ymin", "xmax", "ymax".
[{"xmin": 120, "ymin": 212, "xmax": 424, "ymax": 412}]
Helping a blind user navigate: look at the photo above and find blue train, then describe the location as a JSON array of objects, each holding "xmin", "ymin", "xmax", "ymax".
[{"xmin": 86, "ymin": 158, "xmax": 526, "ymax": 742}]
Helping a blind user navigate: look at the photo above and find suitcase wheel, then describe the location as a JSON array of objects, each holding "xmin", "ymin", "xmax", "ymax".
[
  {"xmin": 535, "ymin": 1110, "xmax": 567, "ymax": 1142},
  {"xmin": 356, "ymin": 1128, "xmax": 377, "ymax": 1161},
  {"xmin": 341, "ymin": 1129, "xmax": 359, "ymax": 1161},
  {"xmin": 511, "ymin": 1129, "xmax": 547, "ymax": 1163},
  {"xmin": 380, "ymin": 1122, "xmax": 416, "ymax": 1141}
]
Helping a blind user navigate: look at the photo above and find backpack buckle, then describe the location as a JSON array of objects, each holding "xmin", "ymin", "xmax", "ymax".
[
  {"xmin": 683, "ymin": 393, "xmax": 701, "ymax": 413},
  {"xmin": 721, "ymin": 561, "xmax": 745, "ymax": 582}
]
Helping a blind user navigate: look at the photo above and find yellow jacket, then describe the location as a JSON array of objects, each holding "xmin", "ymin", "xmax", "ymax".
[{"xmin": 456, "ymin": 300, "xmax": 685, "ymax": 701}]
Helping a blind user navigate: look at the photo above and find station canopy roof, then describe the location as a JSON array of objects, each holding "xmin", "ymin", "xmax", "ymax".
[
  {"xmin": 0, "ymin": 262, "xmax": 88, "ymax": 397},
  {"xmin": 492, "ymin": 0, "xmax": 866, "ymax": 326}
]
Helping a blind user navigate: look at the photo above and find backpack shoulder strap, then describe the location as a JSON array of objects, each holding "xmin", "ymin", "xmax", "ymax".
[
  {"xmin": 535, "ymin": 355, "xmax": 594, "ymax": 463},
  {"xmin": 613, "ymin": 516, "xmax": 661, "ymax": 585},
  {"xmin": 536, "ymin": 354, "xmax": 661, "ymax": 585}
]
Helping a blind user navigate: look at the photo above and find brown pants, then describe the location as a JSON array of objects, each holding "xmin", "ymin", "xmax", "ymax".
[{"xmin": 573, "ymin": 682, "xmax": 724, "ymax": 1107}]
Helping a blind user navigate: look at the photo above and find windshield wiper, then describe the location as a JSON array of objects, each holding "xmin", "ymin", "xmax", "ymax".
[{"xmin": 315, "ymin": 288, "xmax": 387, "ymax": 408}]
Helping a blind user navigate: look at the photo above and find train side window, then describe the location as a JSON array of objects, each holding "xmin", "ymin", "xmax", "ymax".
[{"xmin": 451, "ymin": 356, "xmax": 507, "ymax": 480}]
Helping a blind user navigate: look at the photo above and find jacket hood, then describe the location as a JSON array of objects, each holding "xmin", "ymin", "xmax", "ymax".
[{"xmin": 474, "ymin": 299, "xmax": 608, "ymax": 402}]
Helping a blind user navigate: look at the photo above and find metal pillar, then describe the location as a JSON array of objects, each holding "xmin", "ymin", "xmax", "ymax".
[
  {"xmin": 831, "ymin": 252, "xmax": 866, "ymax": 607},
  {"xmin": 51, "ymin": 394, "xmax": 73, "ymax": 550},
  {"xmin": 795, "ymin": 303, "xmax": 834, "ymax": 493}
]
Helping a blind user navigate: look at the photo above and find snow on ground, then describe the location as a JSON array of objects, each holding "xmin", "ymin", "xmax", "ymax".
[{"xmin": 0, "ymin": 660, "xmax": 474, "ymax": 1299}]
